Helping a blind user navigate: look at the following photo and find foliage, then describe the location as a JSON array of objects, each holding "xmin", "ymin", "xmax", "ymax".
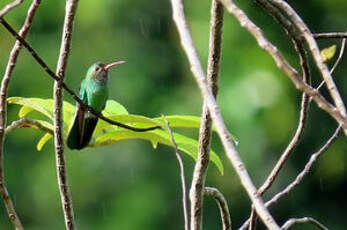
[{"xmin": 7, "ymin": 97, "xmax": 226, "ymax": 174}]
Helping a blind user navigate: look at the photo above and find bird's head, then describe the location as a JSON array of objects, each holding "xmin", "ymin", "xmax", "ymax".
[{"xmin": 87, "ymin": 61, "xmax": 126, "ymax": 83}]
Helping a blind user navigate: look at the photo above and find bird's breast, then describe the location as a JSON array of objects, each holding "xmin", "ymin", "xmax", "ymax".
[{"xmin": 86, "ymin": 82, "xmax": 108, "ymax": 112}]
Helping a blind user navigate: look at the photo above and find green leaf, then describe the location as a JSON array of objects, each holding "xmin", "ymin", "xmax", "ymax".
[
  {"xmin": 8, "ymin": 97, "xmax": 75, "ymax": 129},
  {"xmin": 154, "ymin": 115, "xmax": 239, "ymax": 146},
  {"xmin": 37, "ymin": 133, "xmax": 53, "ymax": 151},
  {"xmin": 92, "ymin": 129, "xmax": 224, "ymax": 174},
  {"xmin": 154, "ymin": 115, "xmax": 202, "ymax": 128},
  {"xmin": 321, "ymin": 44, "xmax": 337, "ymax": 62},
  {"xmin": 102, "ymin": 100, "xmax": 128, "ymax": 115}
]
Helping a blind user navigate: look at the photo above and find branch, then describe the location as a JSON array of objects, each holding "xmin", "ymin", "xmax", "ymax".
[
  {"xmin": 281, "ymin": 217, "xmax": 329, "ymax": 230},
  {"xmin": 239, "ymin": 126, "xmax": 341, "ymax": 230},
  {"xmin": 53, "ymin": 0, "xmax": 79, "ymax": 229},
  {"xmin": 219, "ymin": 0, "xmax": 347, "ymax": 134},
  {"xmin": 0, "ymin": 18, "xmax": 161, "ymax": 133},
  {"xmin": 204, "ymin": 187, "xmax": 231, "ymax": 230},
  {"xmin": 265, "ymin": 125, "xmax": 341, "ymax": 207},
  {"xmin": 268, "ymin": 0, "xmax": 347, "ymax": 135},
  {"xmin": 6, "ymin": 118, "xmax": 53, "ymax": 135},
  {"xmin": 0, "ymin": 0, "xmax": 41, "ymax": 229},
  {"xmin": 0, "ymin": 0, "xmax": 24, "ymax": 18},
  {"xmin": 189, "ymin": 1, "xmax": 223, "ymax": 229},
  {"xmin": 313, "ymin": 32, "xmax": 347, "ymax": 39},
  {"xmin": 170, "ymin": 0, "xmax": 280, "ymax": 229},
  {"xmin": 162, "ymin": 114, "xmax": 189, "ymax": 230},
  {"xmin": 248, "ymin": 1, "xmax": 311, "ymax": 228}
]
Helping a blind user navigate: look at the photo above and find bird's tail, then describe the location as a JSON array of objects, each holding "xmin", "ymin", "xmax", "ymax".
[{"xmin": 67, "ymin": 109, "xmax": 98, "ymax": 150}]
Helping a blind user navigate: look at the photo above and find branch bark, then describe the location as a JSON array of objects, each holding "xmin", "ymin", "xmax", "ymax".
[
  {"xmin": 170, "ymin": 0, "xmax": 280, "ymax": 229},
  {"xmin": 0, "ymin": 0, "xmax": 41, "ymax": 229},
  {"xmin": 281, "ymin": 217, "xmax": 329, "ymax": 230},
  {"xmin": 0, "ymin": 0, "xmax": 24, "ymax": 18},
  {"xmin": 53, "ymin": 0, "xmax": 79, "ymax": 229},
  {"xmin": 204, "ymin": 187, "xmax": 231, "ymax": 230},
  {"xmin": 189, "ymin": 1, "xmax": 224, "ymax": 229}
]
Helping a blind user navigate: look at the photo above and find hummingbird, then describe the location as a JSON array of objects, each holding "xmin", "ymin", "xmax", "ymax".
[{"xmin": 67, "ymin": 61, "xmax": 125, "ymax": 150}]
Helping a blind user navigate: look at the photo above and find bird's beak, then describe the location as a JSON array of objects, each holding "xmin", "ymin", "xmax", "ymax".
[{"xmin": 103, "ymin": 61, "xmax": 126, "ymax": 71}]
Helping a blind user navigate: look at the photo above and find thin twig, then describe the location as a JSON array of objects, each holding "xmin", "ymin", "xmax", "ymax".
[
  {"xmin": 248, "ymin": 1, "xmax": 311, "ymax": 228},
  {"xmin": 204, "ymin": 187, "xmax": 231, "ymax": 230},
  {"xmin": 53, "ymin": 0, "xmax": 79, "ymax": 229},
  {"xmin": 266, "ymin": 126, "xmax": 341, "ymax": 207},
  {"xmin": 189, "ymin": 1, "xmax": 223, "ymax": 230},
  {"xmin": 0, "ymin": 0, "xmax": 41, "ymax": 229},
  {"xmin": 162, "ymin": 114, "xmax": 188, "ymax": 230},
  {"xmin": 170, "ymin": 0, "xmax": 280, "ymax": 229},
  {"xmin": 0, "ymin": 18, "xmax": 161, "ymax": 133},
  {"xmin": 239, "ymin": 126, "xmax": 341, "ymax": 230},
  {"xmin": 281, "ymin": 217, "xmax": 329, "ymax": 230},
  {"xmin": 218, "ymin": 0, "xmax": 347, "ymax": 133},
  {"xmin": 314, "ymin": 32, "xmax": 347, "ymax": 39},
  {"xmin": 317, "ymin": 38, "xmax": 346, "ymax": 90},
  {"xmin": 6, "ymin": 118, "xmax": 53, "ymax": 135},
  {"xmin": 268, "ymin": 0, "xmax": 347, "ymax": 135},
  {"xmin": 0, "ymin": 0, "xmax": 24, "ymax": 18}
]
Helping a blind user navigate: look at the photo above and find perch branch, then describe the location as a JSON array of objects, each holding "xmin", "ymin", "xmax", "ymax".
[
  {"xmin": 281, "ymin": 217, "xmax": 329, "ymax": 230},
  {"xmin": 189, "ymin": 1, "xmax": 224, "ymax": 229},
  {"xmin": 268, "ymin": 0, "xmax": 347, "ymax": 134},
  {"xmin": 6, "ymin": 118, "xmax": 53, "ymax": 135},
  {"xmin": 162, "ymin": 114, "xmax": 189, "ymax": 230},
  {"xmin": 0, "ymin": 18, "xmax": 161, "ymax": 132},
  {"xmin": 0, "ymin": 0, "xmax": 41, "ymax": 229},
  {"xmin": 0, "ymin": 0, "xmax": 24, "ymax": 18},
  {"xmin": 218, "ymin": 0, "xmax": 347, "ymax": 133},
  {"xmin": 239, "ymin": 126, "xmax": 341, "ymax": 230},
  {"xmin": 53, "ymin": 0, "xmax": 79, "ymax": 229},
  {"xmin": 204, "ymin": 187, "xmax": 231, "ymax": 230},
  {"xmin": 170, "ymin": 0, "xmax": 280, "ymax": 229}
]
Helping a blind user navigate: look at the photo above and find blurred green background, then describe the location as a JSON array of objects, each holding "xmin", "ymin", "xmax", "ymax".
[{"xmin": 0, "ymin": 0, "xmax": 346, "ymax": 229}]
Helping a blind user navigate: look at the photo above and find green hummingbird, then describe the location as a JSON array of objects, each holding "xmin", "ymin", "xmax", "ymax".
[{"xmin": 67, "ymin": 61, "xmax": 125, "ymax": 150}]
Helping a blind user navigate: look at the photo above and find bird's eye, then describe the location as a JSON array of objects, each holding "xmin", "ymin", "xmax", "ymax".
[{"xmin": 94, "ymin": 67, "xmax": 100, "ymax": 71}]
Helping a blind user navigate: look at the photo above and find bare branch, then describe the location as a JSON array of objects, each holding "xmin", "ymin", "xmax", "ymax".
[
  {"xmin": 0, "ymin": 0, "xmax": 41, "ymax": 229},
  {"xmin": 6, "ymin": 118, "xmax": 53, "ymax": 135},
  {"xmin": 189, "ymin": 1, "xmax": 223, "ymax": 229},
  {"xmin": 239, "ymin": 126, "xmax": 341, "ymax": 230},
  {"xmin": 53, "ymin": 0, "xmax": 80, "ymax": 229},
  {"xmin": 170, "ymin": 0, "xmax": 280, "ymax": 229},
  {"xmin": 268, "ymin": 0, "xmax": 347, "ymax": 134},
  {"xmin": 248, "ymin": 1, "xmax": 311, "ymax": 228},
  {"xmin": 204, "ymin": 187, "xmax": 231, "ymax": 230},
  {"xmin": 314, "ymin": 32, "xmax": 347, "ymax": 39},
  {"xmin": 281, "ymin": 217, "xmax": 329, "ymax": 230},
  {"xmin": 219, "ymin": 0, "xmax": 347, "ymax": 133},
  {"xmin": 0, "ymin": 0, "xmax": 24, "ymax": 18},
  {"xmin": 0, "ymin": 18, "xmax": 161, "ymax": 132},
  {"xmin": 266, "ymin": 126, "xmax": 341, "ymax": 207},
  {"xmin": 162, "ymin": 114, "xmax": 189, "ymax": 230}
]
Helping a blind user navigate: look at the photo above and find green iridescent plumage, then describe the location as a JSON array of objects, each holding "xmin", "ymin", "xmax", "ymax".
[{"xmin": 67, "ymin": 61, "xmax": 125, "ymax": 150}]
